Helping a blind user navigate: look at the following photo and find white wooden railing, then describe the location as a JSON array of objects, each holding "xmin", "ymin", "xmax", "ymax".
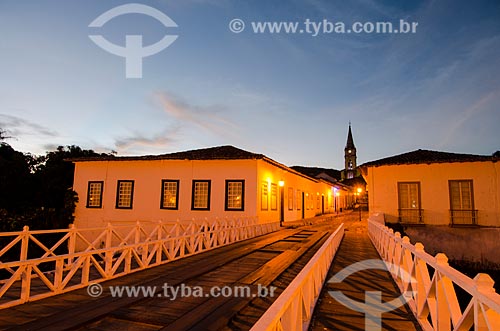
[
  {"xmin": 0, "ymin": 217, "xmax": 279, "ymax": 309},
  {"xmin": 368, "ymin": 218, "xmax": 500, "ymax": 331},
  {"xmin": 250, "ymin": 223, "xmax": 345, "ymax": 331}
]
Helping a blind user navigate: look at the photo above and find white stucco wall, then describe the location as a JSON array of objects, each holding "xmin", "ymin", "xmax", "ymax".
[
  {"xmin": 365, "ymin": 161, "xmax": 500, "ymax": 226},
  {"xmin": 73, "ymin": 159, "xmax": 258, "ymax": 228}
]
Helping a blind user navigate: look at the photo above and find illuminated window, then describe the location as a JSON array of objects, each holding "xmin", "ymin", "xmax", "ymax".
[
  {"xmin": 270, "ymin": 183, "xmax": 277, "ymax": 210},
  {"xmin": 225, "ymin": 180, "xmax": 244, "ymax": 211},
  {"xmin": 288, "ymin": 187, "xmax": 294, "ymax": 210},
  {"xmin": 86, "ymin": 181, "xmax": 103, "ymax": 208},
  {"xmin": 192, "ymin": 180, "xmax": 211, "ymax": 210},
  {"xmin": 116, "ymin": 180, "xmax": 134, "ymax": 209},
  {"xmin": 261, "ymin": 181, "xmax": 269, "ymax": 210},
  {"xmin": 161, "ymin": 180, "xmax": 179, "ymax": 210}
]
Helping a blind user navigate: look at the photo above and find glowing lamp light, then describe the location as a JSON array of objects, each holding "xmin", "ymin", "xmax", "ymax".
[
  {"xmin": 357, "ymin": 187, "xmax": 362, "ymax": 194},
  {"xmin": 278, "ymin": 180, "xmax": 285, "ymax": 187}
]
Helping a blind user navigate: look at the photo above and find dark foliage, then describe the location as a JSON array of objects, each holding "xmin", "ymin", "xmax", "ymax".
[{"xmin": 0, "ymin": 140, "xmax": 111, "ymax": 231}]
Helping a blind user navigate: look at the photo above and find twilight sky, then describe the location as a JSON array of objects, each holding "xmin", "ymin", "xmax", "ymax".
[{"xmin": 1, "ymin": 0, "xmax": 499, "ymax": 169}]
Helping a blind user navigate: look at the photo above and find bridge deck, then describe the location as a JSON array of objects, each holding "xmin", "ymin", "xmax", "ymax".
[
  {"xmin": 0, "ymin": 219, "xmax": 339, "ymax": 331},
  {"xmin": 309, "ymin": 216, "xmax": 422, "ymax": 331},
  {"xmin": 0, "ymin": 213, "xmax": 424, "ymax": 331}
]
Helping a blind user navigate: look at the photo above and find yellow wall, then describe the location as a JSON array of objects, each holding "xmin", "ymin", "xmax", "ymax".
[
  {"xmin": 73, "ymin": 158, "xmax": 344, "ymax": 228},
  {"xmin": 255, "ymin": 160, "xmax": 336, "ymax": 223},
  {"xmin": 365, "ymin": 161, "xmax": 500, "ymax": 226}
]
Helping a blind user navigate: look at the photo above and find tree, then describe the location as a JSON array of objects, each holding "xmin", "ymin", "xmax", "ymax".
[
  {"xmin": 0, "ymin": 128, "xmax": 12, "ymax": 141},
  {"xmin": 0, "ymin": 142, "xmax": 113, "ymax": 230},
  {"xmin": 494, "ymin": 151, "xmax": 500, "ymax": 158},
  {"xmin": 0, "ymin": 143, "xmax": 35, "ymax": 212},
  {"xmin": 32, "ymin": 145, "xmax": 111, "ymax": 229}
]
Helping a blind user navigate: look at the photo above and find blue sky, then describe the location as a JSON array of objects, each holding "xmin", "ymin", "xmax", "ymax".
[{"xmin": 1, "ymin": 0, "xmax": 499, "ymax": 169}]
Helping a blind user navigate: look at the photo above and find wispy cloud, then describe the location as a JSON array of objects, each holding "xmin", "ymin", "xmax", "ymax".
[
  {"xmin": 0, "ymin": 113, "xmax": 58, "ymax": 138},
  {"xmin": 114, "ymin": 127, "xmax": 180, "ymax": 152},
  {"xmin": 155, "ymin": 91, "xmax": 238, "ymax": 135},
  {"xmin": 438, "ymin": 89, "xmax": 500, "ymax": 149}
]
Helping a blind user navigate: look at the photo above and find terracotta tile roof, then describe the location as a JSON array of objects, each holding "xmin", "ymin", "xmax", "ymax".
[
  {"xmin": 71, "ymin": 145, "xmax": 264, "ymax": 162},
  {"xmin": 290, "ymin": 166, "xmax": 341, "ymax": 181},
  {"xmin": 361, "ymin": 149, "xmax": 496, "ymax": 168}
]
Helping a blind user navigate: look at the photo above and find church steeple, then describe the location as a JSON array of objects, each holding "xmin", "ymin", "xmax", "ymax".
[
  {"xmin": 344, "ymin": 122, "xmax": 357, "ymax": 179},
  {"xmin": 345, "ymin": 122, "xmax": 355, "ymax": 150}
]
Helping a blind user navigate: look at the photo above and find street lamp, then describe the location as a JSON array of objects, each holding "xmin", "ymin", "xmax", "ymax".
[{"xmin": 357, "ymin": 187, "xmax": 362, "ymax": 221}]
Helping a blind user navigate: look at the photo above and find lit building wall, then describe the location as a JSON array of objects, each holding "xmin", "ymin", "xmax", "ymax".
[
  {"xmin": 73, "ymin": 158, "xmax": 341, "ymax": 228},
  {"xmin": 365, "ymin": 161, "xmax": 500, "ymax": 226},
  {"xmin": 73, "ymin": 159, "xmax": 258, "ymax": 228}
]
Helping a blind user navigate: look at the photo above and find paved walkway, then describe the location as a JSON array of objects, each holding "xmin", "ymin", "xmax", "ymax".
[{"xmin": 310, "ymin": 213, "xmax": 422, "ymax": 331}]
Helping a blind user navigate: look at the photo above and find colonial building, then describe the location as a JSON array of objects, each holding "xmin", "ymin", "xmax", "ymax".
[
  {"xmin": 360, "ymin": 149, "xmax": 500, "ymax": 264},
  {"xmin": 71, "ymin": 146, "xmax": 352, "ymax": 228},
  {"xmin": 360, "ymin": 149, "xmax": 500, "ymax": 227}
]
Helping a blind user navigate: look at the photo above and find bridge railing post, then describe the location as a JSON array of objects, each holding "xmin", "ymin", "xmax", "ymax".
[
  {"xmin": 0, "ymin": 217, "xmax": 281, "ymax": 309},
  {"xmin": 367, "ymin": 217, "xmax": 500, "ymax": 331}
]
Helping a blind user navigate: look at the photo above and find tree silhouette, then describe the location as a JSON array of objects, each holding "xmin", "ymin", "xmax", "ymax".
[
  {"xmin": 0, "ymin": 128, "xmax": 7, "ymax": 141},
  {"xmin": 0, "ymin": 140, "xmax": 113, "ymax": 231}
]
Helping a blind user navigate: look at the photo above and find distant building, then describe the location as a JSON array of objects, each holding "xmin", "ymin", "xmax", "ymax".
[
  {"xmin": 71, "ymin": 146, "xmax": 352, "ymax": 228},
  {"xmin": 360, "ymin": 149, "xmax": 500, "ymax": 227},
  {"xmin": 290, "ymin": 166, "xmax": 341, "ymax": 183}
]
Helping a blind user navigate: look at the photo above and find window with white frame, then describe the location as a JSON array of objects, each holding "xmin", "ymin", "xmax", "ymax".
[
  {"xmin": 192, "ymin": 180, "xmax": 211, "ymax": 210},
  {"xmin": 116, "ymin": 180, "xmax": 134, "ymax": 209},
  {"xmin": 225, "ymin": 180, "xmax": 244, "ymax": 211},
  {"xmin": 161, "ymin": 180, "xmax": 179, "ymax": 210},
  {"xmin": 86, "ymin": 181, "xmax": 103, "ymax": 208}
]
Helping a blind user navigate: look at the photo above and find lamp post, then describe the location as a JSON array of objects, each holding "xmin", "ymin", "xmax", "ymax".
[{"xmin": 357, "ymin": 187, "xmax": 362, "ymax": 221}]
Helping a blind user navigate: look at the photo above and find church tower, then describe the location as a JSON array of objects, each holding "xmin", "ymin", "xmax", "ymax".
[{"xmin": 344, "ymin": 123, "xmax": 357, "ymax": 179}]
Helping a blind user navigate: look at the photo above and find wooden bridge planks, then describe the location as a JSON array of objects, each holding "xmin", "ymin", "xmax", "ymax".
[
  {"xmin": 1, "ymin": 227, "xmax": 330, "ymax": 330},
  {"xmin": 309, "ymin": 221, "xmax": 422, "ymax": 331}
]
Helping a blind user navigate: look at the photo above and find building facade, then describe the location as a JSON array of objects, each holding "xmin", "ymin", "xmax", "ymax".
[
  {"xmin": 72, "ymin": 146, "xmax": 352, "ymax": 228},
  {"xmin": 361, "ymin": 149, "xmax": 500, "ymax": 227}
]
